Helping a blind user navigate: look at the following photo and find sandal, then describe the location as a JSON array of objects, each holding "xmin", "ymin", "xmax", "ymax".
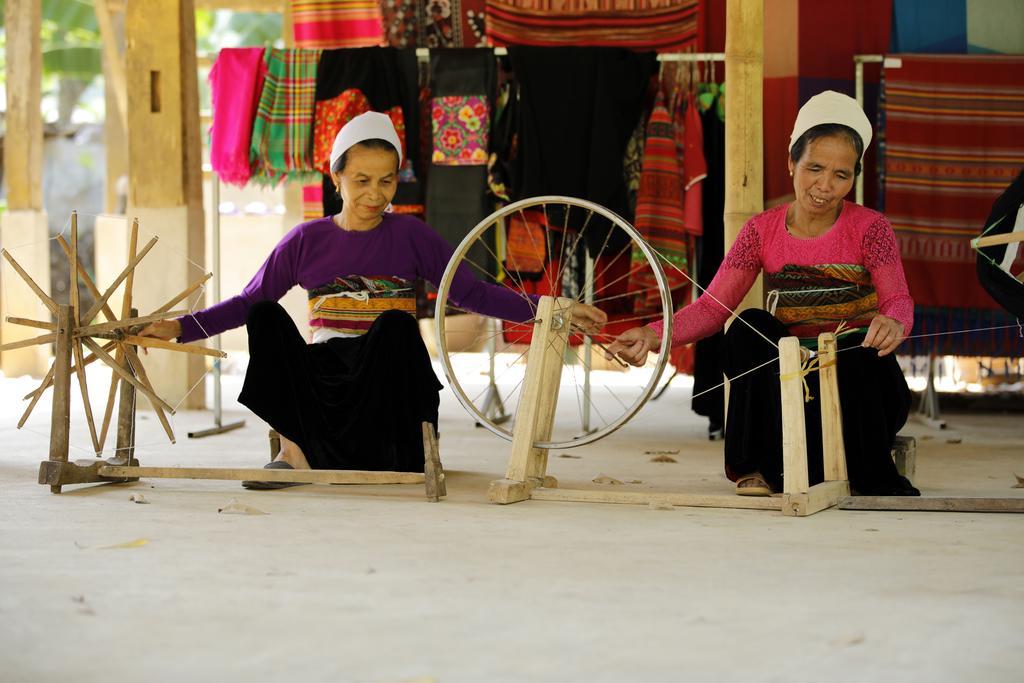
[
  {"xmin": 241, "ymin": 461, "xmax": 309, "ymax": 490},
  {"xmin": 736, "ymin": 473, "xmax": 771, "ymax": 497}
]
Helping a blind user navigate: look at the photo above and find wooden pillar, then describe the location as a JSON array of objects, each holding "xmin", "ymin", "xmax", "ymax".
[
  {"xmin": 98, "ymin": 0, "xmax": 128, "ymax": 214},
  {"xmin": 724, "ymin": 0, "xmax": 764, "ymax": 312},
  {"xmin": 1, "ymin": 0, "xmax": 50, "ymax": 377},
  {"xmin": 125, "ymin": 0, "xmax": 206, "ymax": 408}
]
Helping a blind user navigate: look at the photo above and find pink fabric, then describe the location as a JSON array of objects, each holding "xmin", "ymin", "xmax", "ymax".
[
  {"xmin": 649, "ymin": 201, "xmax": 915, "ymax": 347},
  {"xmin": 208, "ymin": 47, "xmax": 267, "ymax": 187}
]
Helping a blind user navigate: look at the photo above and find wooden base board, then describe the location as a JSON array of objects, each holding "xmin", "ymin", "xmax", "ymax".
[
  {"xmin": 528, "ymin": 487, "xmax": 784, "ymax": 511},
  {"xmin": 39, "ymin": 459, "xmax": 140, "ymax": 487},
  {"xmin": 98, "ymin": 465, "xmax": 425, "ymax": 485},
  {"xmin": 488, "ymin": 475, "xmax": 559, "ymax": 504},
  {"xmin": 839, "ymin": 496, "xmax": 1024, "ymax": 513},
  {"xmin": 781, "ymin": 480, "xmax": 850, "ymax": 517}
]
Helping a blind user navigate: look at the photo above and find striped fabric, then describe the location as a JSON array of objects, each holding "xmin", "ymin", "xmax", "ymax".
[
  {"xmin": 486, "ymin": 0, "xmax": 700, "ymax": 52},
  {"xmin": 883, "ymin": 54, "xmax": 1024, "ymax": 313},
  {"xmin": 291, "ymin": 0, "xmax": 383, "ymax": 49},
  {"xmin": 249, "ymin": 48, "xmax": 322, "ymax": 186},
  {"xmin": 308, "ymin": 275, "xmax": 416, "ymax": 335},
  {"xmin": 765, "ymin": 264, "xmax": 878, "ymax": 345},
  {"xmin": 632, "ymin": 93, "xmax": 688, "ymax": 313}
]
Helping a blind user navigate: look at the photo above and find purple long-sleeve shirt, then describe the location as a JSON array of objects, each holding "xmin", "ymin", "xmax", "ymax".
[{"xmin": 178, "ymin": 213, "xmax": 537, "ymax": 343}]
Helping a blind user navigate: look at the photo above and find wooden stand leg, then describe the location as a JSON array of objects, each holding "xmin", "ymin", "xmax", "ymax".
[
  {"xmin": 781, "ymin": 334, "xmax": 850, "ymax": 516},
  {"xmin": 779, "ymin": 337, "xmax": 809, "ymax": 499},
  {"xmin": 268, "ymin": 430, "xmax": 281, "ymax": 462},
  {"xmin": 111, "ymin": 337, "xmax": 137, "ymax": 469},
  {"xmin": 489, "ymin": 296, "xmax": 571, "ymax": 504},
  {"xmin": 818, "ymin": 333, "xmax": 848, "ymax": 482},
  {"xmin": 42, "ymin": 305, "xmax": 74, "ymax": 493},
  {"xmin": 422, "ymin": 422, "xmax": 446, "ymax": 502}
]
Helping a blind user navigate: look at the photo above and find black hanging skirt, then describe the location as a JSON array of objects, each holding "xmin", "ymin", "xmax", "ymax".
[
  {"xmin": 722, "ymin": 309, "xmax": 915, "ymax": 495},
  {"xmin": 237, "ymin": 301, "xmax": 443, "ymax": 472}
]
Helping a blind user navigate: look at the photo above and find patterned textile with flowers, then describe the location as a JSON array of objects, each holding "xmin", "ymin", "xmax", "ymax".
[
  {"xmin": 313, "ymin": 88, "xmax": 407, "ymax": 175},
  {"xmin": 431, "ymin": 95, "xmax": 490, "ymax": 166}
]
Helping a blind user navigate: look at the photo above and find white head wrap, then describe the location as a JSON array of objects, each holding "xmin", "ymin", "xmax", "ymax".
[
  {"xmin": 789, "ymin": 90, "xmax": 872, "ymax": 161},
  {"xmin": 329, "ymin": 111, "xmax": 403, "ymax": 173}
]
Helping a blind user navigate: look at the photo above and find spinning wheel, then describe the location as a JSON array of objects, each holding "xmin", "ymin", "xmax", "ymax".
[
  {"xmin": 4, "ymin": 212, "xmax": 445, "ymax": 498},
  {"xmin": 1, "ymin": 212, "xmax": 220, "ymax": 491},
  {"xmin": 434, "ymin": 196, "xmax": 675, "ymax": 450}
]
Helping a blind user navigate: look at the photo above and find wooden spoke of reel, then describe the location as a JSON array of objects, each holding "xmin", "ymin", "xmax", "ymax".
[{"xmin": 0, "ymin": 211, "xmax": 219, "ymax": 492}]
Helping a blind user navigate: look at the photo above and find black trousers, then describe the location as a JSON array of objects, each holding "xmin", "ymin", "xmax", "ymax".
[
  {"xmin": 723, "ymin": 309, "xmax": 913, "ymax": 494},
  {"xmin": 238, "ymin": 302, "xmax": 442, "ymax": 472}
]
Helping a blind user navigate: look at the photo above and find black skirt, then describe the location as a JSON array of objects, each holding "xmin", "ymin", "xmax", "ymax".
[
  {"xmin": 237, "ymin": 301, "xmax": 443, "ymax": 472},
  {"xmin": 722, "ymin": 309, "xmax": 914, "ymax": 495}
]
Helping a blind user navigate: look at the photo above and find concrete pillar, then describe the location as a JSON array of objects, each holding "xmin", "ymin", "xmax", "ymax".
[
  {"xmin": 125, "ymin": 0, "xmax": 206, "ymax": 409},
  {"xmin": 1, "ymin": 0, "xmax": 49, "ymax": 377}
]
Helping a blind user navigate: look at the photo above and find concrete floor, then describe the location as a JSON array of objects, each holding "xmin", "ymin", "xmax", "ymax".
[{"xmin": 1, "ymin": 365, "xmax": 1022, "ymax": 682}]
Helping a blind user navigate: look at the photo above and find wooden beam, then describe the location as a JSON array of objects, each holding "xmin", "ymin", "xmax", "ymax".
[
  {"xmin": 98, "ymin": 466, "xmax": 426, "ymax": 485},
  {"xmin": 3, "ymin": 0, "xmax": 43, "ymax": 210},
  {"xmin": 817, "ymin": 332, "xmax": 848, "ymax": 481},
  {"xmin": 723, "ymin": 0, "xmax": 764, "ymax": 314},
  {"xmin": 779, "ymin": 336, "xmax": 809, "ymax": 495},
  {"xmin": 529, "ymin": 487, "xmax": 784, "ymax": 511},
  {"xmin": 839, "ymin": 497, "xmax": 1024, "ymax": 513},
  {"xmin": 973, "ymin": 232, "xmax": 1024, "ymax": 249},
  {"xmin": 47, "ymin": 307, "xmax": 74, "ymax": 493},
  {"xmin": 94, "ymin": 0, "xmax": 127, "ymax": 129}
]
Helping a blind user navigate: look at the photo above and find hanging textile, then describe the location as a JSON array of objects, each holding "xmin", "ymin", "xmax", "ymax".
[
  {"xmin": 421, "ymin": 0, "xmax": 490, "ymax": 48},
  {"xmin": 883, "ymin": 54, "xmax": 1024, "ymax": 355},
  {"xmin": 315, "ymin": 47, "xmax": 423, "ymax": 217},
  {"xmin": 486, "ymin": 0, "xmax": 701, "ymax": 53},
  {"xmin": 249, "ymin": 48, "xmax": 322, "ymax": 186},
  {"xmin": 290, "ymin": 0, "xmax": 384, "ymax": 48},
  {"xmin": 426, "ymin": 49, "xmax": 496, "ymax": 259},
  {"xmin": 681, "ymin": 93, "xmax": 707, "ymax": 235},
  {"xmin": 508, "ymin": 46, "xmax": 657, "ymax": 239},
  {"xmin": 208, "ymin": 47, "xmax": 267, "ymax": 187},
  {"xmin": 431, "ymin": 96, "xmax": 490, "ymax": 166},
  {"xmin": 632, "ymin": 92, "xmax": 688, "ymax": 313},
  {"xmin": 381, "ymin": 0, "xmax": 419, "ymax": 47},
  {"xmin": 312, "ymin": 89, "xmax": 406, "ymax": 175},
  {"xmin": 691, "ymin": 87, "xmax": 725, "ymax": 428}
]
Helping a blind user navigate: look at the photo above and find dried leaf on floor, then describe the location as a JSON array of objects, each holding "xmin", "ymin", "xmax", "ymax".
[
  {"xmin": 946, "ymin": 438, "xmax": 962, "ymax": 444},
  {"xmin": 93, "ymin": 540, "xmax": 148, "ymax": 548},
  {"xmin": 1013, "ymin": 473, "xmax": 1024, "ymax": 489},
  {"xmin": 592, "ymin": 474, "xmax": 623, "ymax": 485},
  {"xmin": 645, "ymin": 449, "xmax": 680, "ymax": 455},
  {"xmin": 218, "ymin": 499, "xmax": 268, "ymax": 515},
  {"xmin": 129, "ymin": 493, "xmax": 149, "ymax": 504},
  {"xmin": 650, "ymin": 455, "xmax": 678, "ymax": 463},
  {"xmin": 627, "ymin": 479, "xmax": 643, "ymax": 484},
  {"xmin": 649, "ymin": 502, "xmax": 674, "ymax": 511},
  {"xmin": 557, "ymin": 453, "xmax": 582, "ymax": 459},
  {"xmin": 830, "ymin": 632, "xmax": 866, "ymax": 647}
]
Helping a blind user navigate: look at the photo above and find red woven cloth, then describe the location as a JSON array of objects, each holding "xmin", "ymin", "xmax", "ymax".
[
  {"xmin": 486, "ymin": 0, "xmax": 701, "ymax": 52},
  {"xmin": 884, "ymin": 54, "xmax": 1024, "ymax": 310}
]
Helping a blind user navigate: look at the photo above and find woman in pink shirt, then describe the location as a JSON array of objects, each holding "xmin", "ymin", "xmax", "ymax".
[{"xmin": 609, "ymin": 91, "xmax": 919, "ymax": 497}]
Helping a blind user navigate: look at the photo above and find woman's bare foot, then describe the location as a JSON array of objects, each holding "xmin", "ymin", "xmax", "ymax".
[{"xmin": 273, "ymin": 435, "xmax": 312, "ymax": 469}]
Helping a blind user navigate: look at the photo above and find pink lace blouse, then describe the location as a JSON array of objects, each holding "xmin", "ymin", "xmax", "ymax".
[{"xmin": 648, "ymin": 201, "xmax": 915, "ymax": 347}]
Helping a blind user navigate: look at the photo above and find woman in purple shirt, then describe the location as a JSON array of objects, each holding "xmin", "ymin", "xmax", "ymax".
[{"xmin": 141, "ymin": 112, "xmax": 606, "ymax": 488}]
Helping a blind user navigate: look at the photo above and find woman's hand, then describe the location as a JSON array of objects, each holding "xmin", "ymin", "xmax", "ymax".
[
  {"xmin": 570, "ymin": 302, "xmax": 607, "ymax": 335},
  {"xmin": 137, "ymin": 319, "xmax": 182, "ymax": 342},
  {"xmin": 862, "ymin": 314, "xmax": 905, "ymax": 357},
  {"xmin": 606, "ymin": 326, "xmax": 661, "ymax": 367}
]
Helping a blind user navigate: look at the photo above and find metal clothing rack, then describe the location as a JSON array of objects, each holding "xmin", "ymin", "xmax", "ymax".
[{"xmin": 188, "ymin": 174, "xmax": 246, "ymax": 439}]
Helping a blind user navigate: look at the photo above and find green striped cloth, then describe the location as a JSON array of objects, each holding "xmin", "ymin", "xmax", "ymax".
[{"xmin": 249, "ymin": 48, "xmax": 322, "ymax": 186}]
